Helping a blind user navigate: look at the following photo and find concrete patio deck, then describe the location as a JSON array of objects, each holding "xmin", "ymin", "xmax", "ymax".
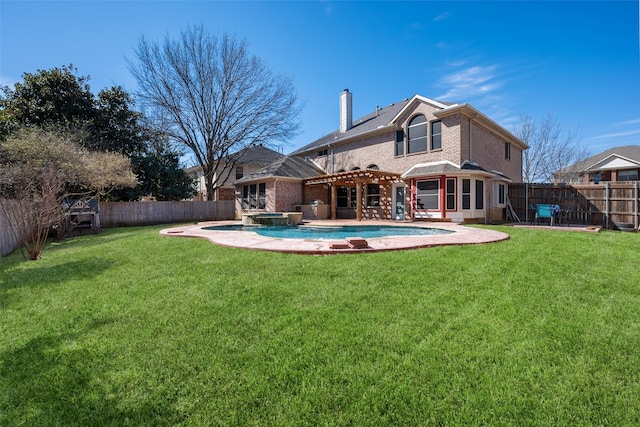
[{"xmin": 160, "ymin": 220, "xmax": 510, "ymax": 255}]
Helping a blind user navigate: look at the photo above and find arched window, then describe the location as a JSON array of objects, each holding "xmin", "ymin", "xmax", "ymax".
[
  {"xmin": 407, "ymin": 114, "xmax": 427, "ymax": 154},
  {"xmin": 351, "ymin": 166, "xmax": 361, "ymax": 171},
  {"xmin": 367, "ymin": 164, "xmax": 379, "ymax": 170}
]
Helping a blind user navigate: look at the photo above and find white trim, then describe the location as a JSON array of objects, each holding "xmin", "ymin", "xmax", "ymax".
[
  {"xmin": 585, "ymin": 153, "xmax": 640, "ymax": 172},
  {"xmin": 389, "ymin": 94, "xmax": 453, "ymax": 124}
]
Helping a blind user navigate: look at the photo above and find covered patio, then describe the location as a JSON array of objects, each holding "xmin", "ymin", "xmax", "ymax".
[{"xmin": 303, "ymin": 169, "xmax": 403, "ymax": 221}]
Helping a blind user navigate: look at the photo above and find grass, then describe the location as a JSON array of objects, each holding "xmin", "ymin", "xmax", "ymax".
[{"xmin": 1, "ymin": 224, "xmax": 639, "ymax": 426}]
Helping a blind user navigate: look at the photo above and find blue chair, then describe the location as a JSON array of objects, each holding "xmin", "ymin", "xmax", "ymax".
[{"xmin": 535, "ymin": 204, "xmax": 553, "ymax": 226}]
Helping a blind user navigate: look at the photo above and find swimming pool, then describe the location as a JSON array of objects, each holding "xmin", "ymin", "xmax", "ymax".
[{"xmin": 203, "ymin": 224, "xmax": 454, "ymax": 240}]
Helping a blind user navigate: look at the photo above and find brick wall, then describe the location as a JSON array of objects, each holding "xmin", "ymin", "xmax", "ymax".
[
  {"xmin": 274, "ymin": 180, "xmax": 303, "ymax": 212},
  {"xmin": 307, "ymin": 102, "xmax": 521, "ymax": 182}
]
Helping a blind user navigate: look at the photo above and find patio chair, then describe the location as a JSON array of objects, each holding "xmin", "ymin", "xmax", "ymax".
[{"xmin": 534, "ymin": 204, "xmax": 553, "ymax": 226}]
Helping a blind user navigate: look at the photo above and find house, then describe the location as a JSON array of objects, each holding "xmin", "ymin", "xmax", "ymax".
[
  {"xmin": 235, "ymin": 89, "xmax": 527, "ymax": 223},
  {"xmin": 234, "ymin": 155, "xmax": 325, "ymax": 216},
  {"xmin": 554, "ymin": 145, "xmax": 640, "ymax": 184},
  {"xmin": 186, "ymin": 145, "xmax": 283, "ymax": 200}
]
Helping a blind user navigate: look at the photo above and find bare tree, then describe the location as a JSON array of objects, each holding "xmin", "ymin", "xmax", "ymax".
[
  {"xmin": 0, "ymin": 128, "xmax": 135, "ymax": 260},
  {"xmin": 514, "ymin": 113, "xmax": 589, "ymax": 183},
  {"xmin": 129, "ymin": 26, "xmax": 302, "ymax": 200}
]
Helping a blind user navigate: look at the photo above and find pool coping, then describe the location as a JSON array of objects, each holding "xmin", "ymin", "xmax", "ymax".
[{"xmin": 160, "ymin": 220, "xmax": 510, "ymax": 254}]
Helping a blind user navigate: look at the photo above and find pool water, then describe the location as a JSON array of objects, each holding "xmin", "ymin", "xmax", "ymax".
[{"xmin": 204, "ymin": 224, "xmax": 453, "ymax": 240}]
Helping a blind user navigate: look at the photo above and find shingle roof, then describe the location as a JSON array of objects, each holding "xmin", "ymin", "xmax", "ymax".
[
  {"xmin": 401, "ymin": 160, "xmax": 511, "ymax": 181},
  {"xmin": 234, "ymin": 155, "xmax": 325, "ymax": 184},
  {"xmin": 235, "ymin": 144, "xmax": 284, "ymax": 167},
  {"xmin": 557, "ymin": 145, "xmax": 640, "ymax": 174},
  {"xmin": 290, "ymin": 99, "xmax": 412, "ymax": 155}
]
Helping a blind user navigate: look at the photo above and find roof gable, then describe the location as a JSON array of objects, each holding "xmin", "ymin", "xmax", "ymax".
[
  {"xmin": 589, "ymin": 154, "xmax": 640, "ymax": 171},
  {"xmin": 389, "ymin": 95, "xmax": 452, "ymax": 124},
  {"xmin": 559, "ymin": 145, "xmax": 640, "ymax": 174}
]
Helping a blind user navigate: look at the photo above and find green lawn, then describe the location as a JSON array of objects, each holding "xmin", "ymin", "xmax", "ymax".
[{"xmin": 1, "ymin": 225, "xmax": 639, "ymax": 426}]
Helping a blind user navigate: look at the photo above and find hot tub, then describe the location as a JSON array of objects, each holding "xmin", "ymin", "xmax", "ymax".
[{"xmin": 241, "ymin": 212, "xmax": 303, "ymax": 226}]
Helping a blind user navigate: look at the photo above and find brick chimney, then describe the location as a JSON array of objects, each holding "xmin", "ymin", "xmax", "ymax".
[{"xmin": 339, "ymin": 89, "xmax": 352, "ymax": 133}]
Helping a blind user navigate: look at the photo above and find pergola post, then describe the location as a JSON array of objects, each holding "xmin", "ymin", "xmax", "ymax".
[
  {"xmin": 382, "ymin": 183, "xmax": 389, "ymax": 219},
  {"xmin": 330, "ymin": 184, "xmax": 337, "ymax": 220},
  {"xmin": 356, "ymin": 181, "xmax": 363, "ymax": 221}
]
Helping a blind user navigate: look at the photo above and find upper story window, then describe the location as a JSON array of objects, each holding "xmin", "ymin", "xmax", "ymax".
[
  {"xmin": 407, "ymin": 114, "xmax": 427, "ymax": 154},
  {"xmin": 395, "ymin": 130, "xmax": 404, "ymax": 156},
  {"xmin": 367, "ymin": 164, "xmax": 379, "ymax": 170},
  {"xmin": 236, "ymin": 166, "xmax": 244, "ymax": 180},
  {"xmin": 318, "ymin": 149, "xmax": 328, "ymax": 156},
  {"xmin": 504, "ymin": 142, "xmax": 511, "ymax": 160},
  {"xmin": 431, "ymin": 121, "xmax": 442, "ymax": 150}
]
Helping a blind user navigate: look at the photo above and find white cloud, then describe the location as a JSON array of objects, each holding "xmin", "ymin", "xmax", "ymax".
[
  {"xmin": 437, "ymin": 65, "xmax": 503, "ymax": 101},
  {"xmin": 614, "ymin": 118, "xmax": 640, "ymax": 126},
  {"xmin": 592, "ymin": 129, "xmax": 640, "ymax": 139},
  {"xmin": 433, "ymin": 12, "xmax": 451, "ymax": 22}
]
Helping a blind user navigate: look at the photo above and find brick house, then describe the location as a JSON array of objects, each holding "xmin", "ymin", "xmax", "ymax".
[
  {"xmin": 235, "ymin": 89, "xmax": 527, "ymax": 223},
  {"xmin": 186, "ymin": 145, "xmax": 283, "ymax": 201},
  {"xmin": 554, "ymin": 145, "xmax": 640, "ymax": 183}
]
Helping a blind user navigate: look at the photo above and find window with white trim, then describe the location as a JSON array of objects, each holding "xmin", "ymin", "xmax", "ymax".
[
  {"xmin": 619, "ymin": 170, "xmax": 638, "ymax": 181},
  {"xmin": 475, "ymin": 180, "xmax": 484, "ymax": 210},
  {"xmin": 366, "ymin": 184, "xmax": 380, "ymax": 207},
  {"xmin": 431, "ymin": 120, "xmax": 442, "ymax": 150},
  {"xmin": 407, "ymin": 114, "xmax": 427, "ymax": 154},
  {"xmin": 446, "ymin": 178, "xmax": 456, "ymax": 210},
  {"xmin": 416, "ymin": 180, "xmax": 439, "ymax": 210},
  {"xmin": 337, "ymin": 186, "xmax": 356, "ymax": 208},
  {"xmin": 498, "ymin": 183, "xmax": 506, "ymax": 205},
  {"xmin": 395, "ymin": 130, "xmax": 404, "ymax": 156},
  {"xmin": 462, "ymin": 179, "xmax": 471, "ymax": 210}
]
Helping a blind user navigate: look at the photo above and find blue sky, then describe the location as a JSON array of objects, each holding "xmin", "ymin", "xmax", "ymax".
[{"xmin": 1, "ymin": 1, "xmax": 639, "ymax": 156}]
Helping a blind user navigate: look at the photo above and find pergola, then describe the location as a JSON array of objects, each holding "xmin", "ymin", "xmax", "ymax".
[{"xmin": 303, "ymin": 169, "xmax": 403, "ymax": 221}]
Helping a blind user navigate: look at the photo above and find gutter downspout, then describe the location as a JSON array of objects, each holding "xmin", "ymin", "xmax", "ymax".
[
  {"xmin": 328, "ymin": 144, "xmax": 334, "ymax": 174},
  {"xmin": 468, "ymin": 113, "xmax": 479, "ymax": 162}
]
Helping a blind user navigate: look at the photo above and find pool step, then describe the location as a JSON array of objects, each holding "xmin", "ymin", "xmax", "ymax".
[
  {"xmin": 346, "ymin": 237, "xmax": 369, "ymax": 249},
  {"xmin": 329, "ymin": 237, "xmax": 370, "ymax": 250}
]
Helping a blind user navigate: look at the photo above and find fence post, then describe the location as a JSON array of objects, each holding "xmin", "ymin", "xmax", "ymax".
[
  {"xmin": 605, "ymin": 182, "xmax": 610, "ymax": 229},
  {"xmin": 525, "ymin": 182, "xmax": 529, "ymax": 223},
  {"xmin": 635, "ymin": 181, "xmax": 639, "ymax": 230}
]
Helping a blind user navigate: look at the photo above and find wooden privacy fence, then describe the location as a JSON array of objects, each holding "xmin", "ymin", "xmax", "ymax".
[
  {"xmin": 1, "ymin": 200, "xmax": 236, "ymax": 257},
  {"xmin": 509, "ymin": 182, "xmax": 640, "ymax": 229},
  {"xmin": 100, "ymin": 200, "xmax": 235, "ymax": 227},
  {"xmin": 1, "ymin": 199, "xmax": 23, "ymax": 258}
]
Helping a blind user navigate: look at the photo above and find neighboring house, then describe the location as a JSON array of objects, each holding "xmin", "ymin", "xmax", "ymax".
[
  {"xmin": 235, "ymin": 89, "xmax": 527, "ymax": 223},
  {"xmin": 554, "ymin": 145, "xmax": 640, "ymax": 184},
  {"xmin": 186, "ymin": 145, "xmax": 283, "ymax": 200}
]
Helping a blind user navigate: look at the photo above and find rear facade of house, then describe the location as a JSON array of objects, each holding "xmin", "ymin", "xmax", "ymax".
[{"xmin": 236, "ymin": 89, "xmax": 527, "ymax": 223}]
